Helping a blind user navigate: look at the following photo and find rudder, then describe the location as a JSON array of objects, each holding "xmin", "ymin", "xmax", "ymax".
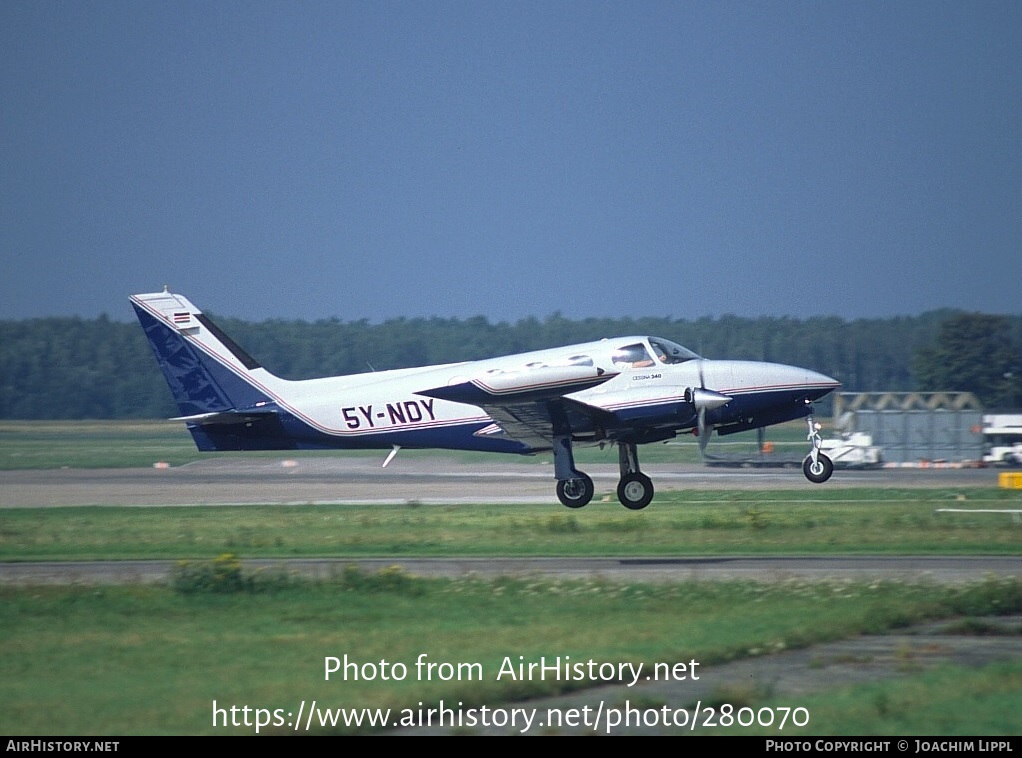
[{"xmin": 130, "ymin": 291, "xmax": 274, "ymax": 417}]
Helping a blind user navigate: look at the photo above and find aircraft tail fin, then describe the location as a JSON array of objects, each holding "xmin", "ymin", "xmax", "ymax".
[{"xmin": 130, "ymin": 291, "xmax": 279, "ymax": 419}]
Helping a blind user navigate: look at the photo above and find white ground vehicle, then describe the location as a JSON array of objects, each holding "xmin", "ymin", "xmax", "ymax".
[
  {"xmin": 982, "ymin": 413, "xmax": 1022, "ymax": 466},
  {"xmin": 820, "ymin": 432, "xmax": 883, "ymax": 469}
]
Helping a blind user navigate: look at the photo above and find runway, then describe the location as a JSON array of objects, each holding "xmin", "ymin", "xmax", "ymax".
[
  {"xmin": 0, "ymin": 455, "xmax": 1005, "ymax": 508},
  {"xmin": 2, "ymin": 457, "xmax": 1016, "ymax": 584},
  {"xmin": 4, "ymin": 457, "xmax": 1017, "ymax": 737}
]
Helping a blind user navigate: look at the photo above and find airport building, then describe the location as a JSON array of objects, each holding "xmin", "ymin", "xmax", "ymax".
[{"xmin": 834, "ymin": 392, "xmax": 984, "ymax": 465}]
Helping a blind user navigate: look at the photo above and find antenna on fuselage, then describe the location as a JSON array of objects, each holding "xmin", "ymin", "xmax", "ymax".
[{"xmin": 382, "ymin": 445, "xmax": 401, "ymax": 468}]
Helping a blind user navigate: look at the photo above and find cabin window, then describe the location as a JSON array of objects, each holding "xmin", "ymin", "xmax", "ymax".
[
  {"xmin": 612, "ymin": 343, "xmax": 655, "ymax": 369},
  {"xmin": 565, "ymin": 355, "xmax": 594, "ymax": 367}
]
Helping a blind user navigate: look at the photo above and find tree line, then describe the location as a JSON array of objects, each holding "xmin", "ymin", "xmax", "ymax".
[{"xmin": 1, "ymin": 310, "xmax": 1018, "ymax": 419}]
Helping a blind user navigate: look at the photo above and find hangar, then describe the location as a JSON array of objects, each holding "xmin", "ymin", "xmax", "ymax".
[{"xmin": 834, "ymin": 392, "xmax": 983, "ymax": 465}]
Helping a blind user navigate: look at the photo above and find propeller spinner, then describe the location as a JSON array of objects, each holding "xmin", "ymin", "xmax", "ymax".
[{"xmin": 686, "ymin": 360, "xmax": 731, "ymax": 454}]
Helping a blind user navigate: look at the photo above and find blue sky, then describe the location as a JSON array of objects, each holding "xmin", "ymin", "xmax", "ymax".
[{"xmin": 2, "ymin": 1, "xmax": 1019, "ymax": 323}]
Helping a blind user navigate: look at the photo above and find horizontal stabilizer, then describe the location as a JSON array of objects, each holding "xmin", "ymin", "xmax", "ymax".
[{"xmin": 171, "ymin": 408, "xmax": 279, "ymax": 425}]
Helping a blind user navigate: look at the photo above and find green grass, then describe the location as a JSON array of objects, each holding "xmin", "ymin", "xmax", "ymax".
[
  {"xmin": 712, "ymin": 660, "xmax": 1022, "ymax": 736},
  {"xmin": 2, "ymin": 571, "xmax": 1019, "ymax": 735},
  {"xmin": 1, "ymin": 490, "xmax": 1020, "ymax": 561},
  {"xmin": 0, "ymin": 420, "xmax": 207, "ymax": 470},
  {"xmin": 3, "ymin": 421, "xmax": 1018, "ymax": 736}
]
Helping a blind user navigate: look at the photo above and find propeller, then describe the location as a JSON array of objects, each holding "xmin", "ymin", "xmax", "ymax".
[
  {"xmin": 697, "ymin": 408, "xmax": 709, "ymax": 455},
  {"xmin": 697, "ymin": 359, "xmax": 709, "ymax": 456},
  {"xmin": 686, "ymin": 359, "xmax": 731, "ymax": 457}
]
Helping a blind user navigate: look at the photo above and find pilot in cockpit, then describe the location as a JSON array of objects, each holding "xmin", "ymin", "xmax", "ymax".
[{"xmin": 612, "ymin": 343, "xmax": 655, "ymax": 369}]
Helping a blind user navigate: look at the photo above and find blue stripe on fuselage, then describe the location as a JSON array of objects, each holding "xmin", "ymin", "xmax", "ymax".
[
  {"xmin": 603, "ymin": 386, "xmax": 823, "ymax": 434},
  {"xmin": 191, "ymin": 412, "xmax": 534, "ymax": 454}
]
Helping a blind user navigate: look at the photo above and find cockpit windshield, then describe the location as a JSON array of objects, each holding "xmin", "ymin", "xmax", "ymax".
[
  {"xmin": 648, "ymin": 338, "xmax": 699, "ymax": 365},
  {"xmin": 611, "ymin": 339, "xmax": 699, "ymax": 369}
]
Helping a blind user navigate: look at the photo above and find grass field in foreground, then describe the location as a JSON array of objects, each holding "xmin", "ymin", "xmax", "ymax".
[
  {"xmin": 713, "ymin": 659, "xmax": 1022, "ymax": 736},
  {"xmin": 1, "ymin": 571, "xmax": 1020, "ymax": 735},
  {"xmin": 1, "ymin": 489, "xmax": 1020, "ymax": 560}
]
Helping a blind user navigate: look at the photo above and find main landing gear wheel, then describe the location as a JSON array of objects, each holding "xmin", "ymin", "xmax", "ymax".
[
  {"xmin": 557, "ymin": 474, "xmax": 594, "ymax": 508},
  {"xmin": 617, "ymin": 472, "xmax": 654, "ymax": 510},
  {"xmin": 802, "ymin": 453, "xmax": 834, "ymax": 484}
]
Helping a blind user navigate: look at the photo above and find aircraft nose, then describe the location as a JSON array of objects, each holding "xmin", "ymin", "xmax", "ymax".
[
  {"xmin": 796, "ymin": 366, "xmax": 841, "ymax": 399},
  {"xmin": 703, "ymin": 360, "xmax": 840, "ymax": 401}
]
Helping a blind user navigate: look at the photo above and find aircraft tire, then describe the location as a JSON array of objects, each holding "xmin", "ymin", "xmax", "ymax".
[
  {"xmin": 802, "ymin": 453, "xmax": 834, "ymax": 484},
  {"xmin": 617, "ymin": 472, "xmax": 654, "ymax": 510},
  {"xmin": 557, "ymin": 475, "xmax": 594, "ymax": 508}
]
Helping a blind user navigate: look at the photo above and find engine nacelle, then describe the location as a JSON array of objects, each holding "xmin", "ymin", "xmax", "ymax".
[{"xmin": 419, "ymin": 364, "xmax": 616, "ymax": 404}]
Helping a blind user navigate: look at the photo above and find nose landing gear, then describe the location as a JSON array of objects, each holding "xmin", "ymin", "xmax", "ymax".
[{"xmin": 802, "ymin": 415, "xmax": 834, "ymax": 483}]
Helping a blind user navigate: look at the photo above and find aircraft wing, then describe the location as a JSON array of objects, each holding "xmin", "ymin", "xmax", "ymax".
[
  {"xmin": 474, "ymin": 397, "xmax": 619, "ymax": 449},
  {"xmin": 416, "ymin": 365, "xmax": 619, "ymax": 449}
]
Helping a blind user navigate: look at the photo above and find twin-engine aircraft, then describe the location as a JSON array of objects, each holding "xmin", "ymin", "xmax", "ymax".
[{"xmin": 131, "ymin": 291, "xmax": 841, "ymax": 510}]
